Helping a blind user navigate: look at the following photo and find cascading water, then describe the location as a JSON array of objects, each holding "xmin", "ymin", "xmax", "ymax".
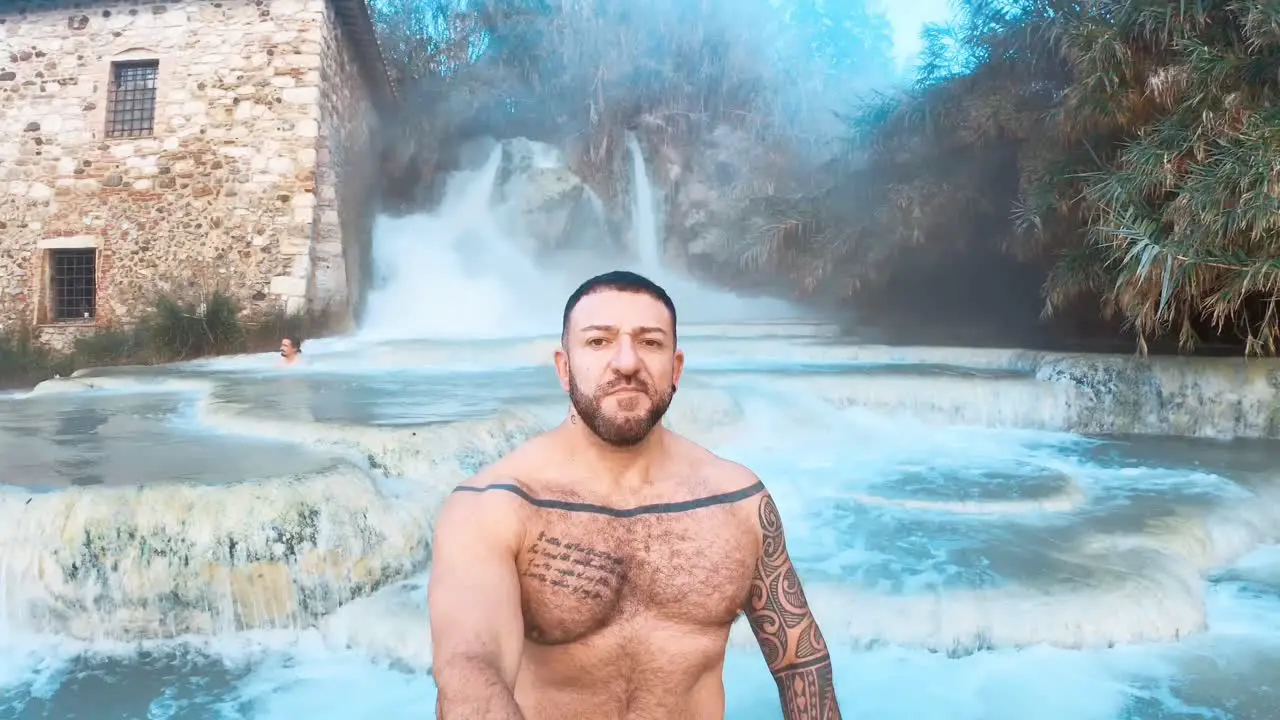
[
  {"xmin": 617, "ymin": 132, "xmax": 803, "ymax": 322},
  {"xmin": 626, "ymin": 131, "xmax": 663, "ymax": 271},
  {"xmin": 357, "ymin": 143, "xmax": 566, "ymax": 340},
  {"xmin": 2, "ymin": 150, "xmax": 1280, "ymax": 717},
  {"xmin": 354, "ymin": 134, "xmax": 797, "ymax": 343}
]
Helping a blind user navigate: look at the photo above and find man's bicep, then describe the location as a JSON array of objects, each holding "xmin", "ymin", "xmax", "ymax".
[
  {"xmin": 742, "ymin": 492, "xmax": 829, "ymax": 671},
  {"xmin": 427, "ymin": 491, "xmax": 524, "ymax": 681}
]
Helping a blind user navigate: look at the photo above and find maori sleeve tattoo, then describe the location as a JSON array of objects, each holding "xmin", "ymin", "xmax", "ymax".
[{"xmin": 743, "ymin": 494, "xmax": 841, "ymax": 720}]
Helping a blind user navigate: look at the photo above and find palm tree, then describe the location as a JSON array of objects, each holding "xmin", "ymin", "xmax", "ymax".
[{"xmin": 1045, "ymin": 0, "xmax": 1280, "ymax": 354}]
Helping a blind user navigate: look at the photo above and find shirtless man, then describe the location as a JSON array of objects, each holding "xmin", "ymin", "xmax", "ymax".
[
  {"xmin": 428, "ymin": 270, "xmax": 840, "ymax": 719},
  {"xmin": 278, "ymin": 336, "xmax": 302, "ymax": 367}
]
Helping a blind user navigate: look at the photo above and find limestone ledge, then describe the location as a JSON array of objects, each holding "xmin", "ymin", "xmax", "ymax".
[
  {"xmin": 1035, "ymin": 353, "xmax": 1280, "ymax": 438},
  {"xmin": 27, "ymin": 372, "xmax": 555, "ymax": 483},
  {"xmin": 192, "ymin": 403, "xmax": 552, "ymax": 482},
  {"xmin": 762, "ymin": 346, "xmax": 1280, "ymax": 439},
  {"xmin": 0, "ymin": 462, "xmax": 433, "ymax": 640},
  {"xmin": 6, "ymin": 373, "xmax": 548, "ymax": 640},
  {"xmin": 29, "ymin": 342, "xmax": 1280, "ymax": 444}
]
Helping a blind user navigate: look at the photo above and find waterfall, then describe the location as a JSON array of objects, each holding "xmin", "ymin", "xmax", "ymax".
[
  {"xmin": 357, "ymin": 142, "xmax": 567, "ymax": 340},
  {"xmin": 626, "ymin": 132, "xmax": 662, "ymax": 271}
]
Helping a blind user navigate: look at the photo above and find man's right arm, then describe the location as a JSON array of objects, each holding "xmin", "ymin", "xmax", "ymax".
[{"xmin": 428, "ymin": 482, "xmax": 526, "ymax": 719}]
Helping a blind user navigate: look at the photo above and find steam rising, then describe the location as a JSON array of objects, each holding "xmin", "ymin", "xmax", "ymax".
[
  {"xmin": 359, "ymin": 135, "xmax": 801, "ymax": 340},
  {"xmin": 373, "ymin": 0, "xmax": 898, "ymax": 206}
]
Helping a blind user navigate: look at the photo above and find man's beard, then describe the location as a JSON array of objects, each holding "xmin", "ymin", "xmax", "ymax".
[{"xmin": 568, "ymin": 370, "xmax": 674, "ymax": 447}]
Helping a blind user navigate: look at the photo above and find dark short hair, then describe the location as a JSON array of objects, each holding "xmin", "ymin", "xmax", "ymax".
[
  {"xmin": 561, "ymin": 270, "xmax": 677, "ymax": 344},
  {"xmin": 285, "ymin": 335, "xmax": 303, "ymax": 351}
]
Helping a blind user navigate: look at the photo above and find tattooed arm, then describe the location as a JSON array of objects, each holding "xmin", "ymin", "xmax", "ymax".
[
  {"xmin": 742, "ymin": 490, "xmax": 841, "ymax": 720},
  {"xmin": 428, "ymin": 480, "xmax": 526, "ymax": 719}
]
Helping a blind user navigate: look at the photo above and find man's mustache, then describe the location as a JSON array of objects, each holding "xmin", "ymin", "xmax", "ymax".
[{"xmin": 598, "ymin": 377, "xmax": 650, "ymax": 395}]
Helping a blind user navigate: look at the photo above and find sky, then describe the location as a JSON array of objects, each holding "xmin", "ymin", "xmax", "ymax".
[{"xmin": 876, "ymin": 0, "xmax": 954, "ymax": 70}]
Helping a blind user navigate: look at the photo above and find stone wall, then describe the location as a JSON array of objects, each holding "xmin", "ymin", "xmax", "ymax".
[
  {"xmin": 0, "ymin": 0, "xmax": 384, "ymax": 347},
  {"xmin": 309, "ymin": 0, "xmax": 379, "ymax": 330}
]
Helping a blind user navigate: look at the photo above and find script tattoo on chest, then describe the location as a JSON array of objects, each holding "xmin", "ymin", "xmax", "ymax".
[{"xmin": 522, "ymin": 530, "xmax": 626, "ymax": 600}]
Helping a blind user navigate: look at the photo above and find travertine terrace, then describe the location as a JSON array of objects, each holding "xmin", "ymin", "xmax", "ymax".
[{"xmin": 0, "ymin": 0, "xmax": 394, "ymax": 348}]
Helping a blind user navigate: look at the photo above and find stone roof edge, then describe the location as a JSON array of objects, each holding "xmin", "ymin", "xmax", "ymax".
[{"xmin": 329, "ymin": 0, "xmax": 399, "ymax": 114}]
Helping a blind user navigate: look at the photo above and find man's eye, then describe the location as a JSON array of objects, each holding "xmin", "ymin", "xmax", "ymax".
[{"xmin": 587, "ymin": 338, "xmax": 608, "ymax": 347}]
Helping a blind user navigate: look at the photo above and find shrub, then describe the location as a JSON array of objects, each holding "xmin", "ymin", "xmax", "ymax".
[
  {"xmin": 143, "ymin": 291, "xmax": 247, "ymax": 362},
  {"xmin": 0, "ymin": 325, "xmax": 66, "ymax": 389},
  {"xmin": 0, "ymin": 290, "xmax": 338, "ymax": 389}
]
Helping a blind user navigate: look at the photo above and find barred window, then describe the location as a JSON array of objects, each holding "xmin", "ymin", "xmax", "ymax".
[
  {"xmin": 105, "ymin": 60, "xmax": 158, "ymax": 139},
  {"xmin": 50, "ymin": 249, "xmax": 97, "ymax": 322}
]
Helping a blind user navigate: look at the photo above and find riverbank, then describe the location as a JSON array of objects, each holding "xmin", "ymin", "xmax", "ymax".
[{"xmin": 0, "ymin": 292, "xmax": 327, "ymax": 390}]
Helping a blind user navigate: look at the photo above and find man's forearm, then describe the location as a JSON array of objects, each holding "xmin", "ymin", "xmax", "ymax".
[
  {"xmin": 746, "ymin": 494, "xmax": 842, "ymax": 719},
  {"xmin": 774, "ymin": 654, "xmax": 841, "ymax": 720},
  {"xmin": 434, "ymin": 660, "xmax": 525, "ymax": 720}
]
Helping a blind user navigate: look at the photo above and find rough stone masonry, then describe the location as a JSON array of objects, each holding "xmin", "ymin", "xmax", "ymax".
[{"xmin": 0, "ymin": 0, "xmax": 394, "ymax": 349}]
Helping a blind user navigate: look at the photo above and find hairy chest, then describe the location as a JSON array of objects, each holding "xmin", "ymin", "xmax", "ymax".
[{"xmin": 518, "ymin": 510, "xmax": 758, "ymax": 645}]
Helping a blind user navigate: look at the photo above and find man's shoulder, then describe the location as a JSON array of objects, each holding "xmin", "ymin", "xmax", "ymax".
[
  {"xmin": 446, "ymin": 434, "xmax": 558, "ymax": 511},
  {"xmin": 667, "ymin": 441, "xmax": 771, "ymax": 548},
  {"xmin": 437, "ymin": 465, "xmax": 531, "ymax": 555},
  {"xmin": 669, "ymin": 433, "xmax": 766, "ymax": 495},
  {"xmin": 450, "ymin": 462, "xmax": 536, "ymax": 507}
]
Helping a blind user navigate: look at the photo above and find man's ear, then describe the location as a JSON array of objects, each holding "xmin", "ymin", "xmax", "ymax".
[{"xmin": 554, "ymin": 347, "xmax": 571, "ymax": 393}]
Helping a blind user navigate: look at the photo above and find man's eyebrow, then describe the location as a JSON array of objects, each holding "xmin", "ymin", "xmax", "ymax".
[{"xmin": 578, "ymin": 324, "xmax": 668, "ymax": 335}]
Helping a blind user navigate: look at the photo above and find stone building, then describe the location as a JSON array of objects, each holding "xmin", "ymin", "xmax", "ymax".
[{"xmin": 0, "ymin": 0, "xmax": 394, "ymax": 348}]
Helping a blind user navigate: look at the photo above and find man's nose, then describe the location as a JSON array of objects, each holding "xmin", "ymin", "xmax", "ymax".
[{"xmin": 610, "ymin": 336, "xmax": 641, "ymax": 373}]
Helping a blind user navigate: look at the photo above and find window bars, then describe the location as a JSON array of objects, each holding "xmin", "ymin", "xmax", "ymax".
[
  {"xmin": 51, "ymin": 249, "xmax": 97, "ymax": 322},
  {"xmin": 105, "ymin": 60, "xmax": 158, "ymax": 139}
]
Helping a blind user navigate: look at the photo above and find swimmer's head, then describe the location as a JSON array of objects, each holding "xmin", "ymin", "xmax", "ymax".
[
  {"xmin": 556, "ymin": 271, "xmax": 682, "ymax": 447},
  {"xmin": 280, "ymin": 336, "xmax": 302, "ymax": 359}
]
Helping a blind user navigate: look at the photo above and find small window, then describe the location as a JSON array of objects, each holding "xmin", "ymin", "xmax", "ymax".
[
  {"xmin": 49, "ymin": 249, "xmax": 97, "ymax": 322},
  {"xmin": 105, "ymin": 60, "xmax": 159, "ymax": 139}
]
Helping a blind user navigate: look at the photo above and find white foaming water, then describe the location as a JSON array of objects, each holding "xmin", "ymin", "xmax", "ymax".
[
  {"xmin": 626, "ymin": 131, "xmax": 663, "ymax": 270},
  {"xmin": 4, "ymin": 342, "xmax": 1280, "ymax": 718},
  {"xmin": 621, "ymin": 132, "xmax": 802, "ymax": 323},
  {"xmin": 356, "ymin": 134, "xmax": 802, "ymax": 346},
  {"xmin": 5, "ymin": 146, "xmax": 1280, "ymax": 717},
  {"xmin": 358, "ymin": 146, "xmax": 566, "ymax": 340}
]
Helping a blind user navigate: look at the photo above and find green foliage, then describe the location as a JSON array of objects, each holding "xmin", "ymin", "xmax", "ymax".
[
  {"xmin": 71, "ymin": 326, "xmax": 149, "ymax": 367},
  {"xmin": 0, "ymin": 325, "xmax": 70, "ymax": 388},
  {"xmin": 731, "ymin": 0, "xmax": 1280, "ymax": 355},
  {"xmin": 0, "ymin": 291, "xmax": 324, "ymax": 389},
  {"xmin": 143, "ymin": 292, "xmax": 246, "ymax": 362}
]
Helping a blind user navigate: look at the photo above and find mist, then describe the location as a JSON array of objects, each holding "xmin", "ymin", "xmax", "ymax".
[
  {"xmin": 369, "ymin": 0, "xmax": 898, "ymax": 231},
  {"xmin": 348, "ymin": 0, "xmax": 903, "ymax": 337},
  {"xmin": 360, "ymin": 0, "xmax": 1246, "ymax": 355}
]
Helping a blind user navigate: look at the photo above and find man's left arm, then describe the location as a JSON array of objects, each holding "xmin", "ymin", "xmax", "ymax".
[{"xmin": 742, "ymin": 491, "xmax": 841, "ymax": 720}]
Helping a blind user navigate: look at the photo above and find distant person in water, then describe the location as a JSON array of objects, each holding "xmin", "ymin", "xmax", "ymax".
[
  {"xmin": 278, "ymin": 336, "xmax": 303, "ymax": 367},
  {"xmin": 428, "ymin": 270, "xmax": 841, "ymax": 719}
]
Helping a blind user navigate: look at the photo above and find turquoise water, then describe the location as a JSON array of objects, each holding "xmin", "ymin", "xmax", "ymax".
[{"xmin": 1, "ymin": 327, "xmax": 1279, "ymax": 718}]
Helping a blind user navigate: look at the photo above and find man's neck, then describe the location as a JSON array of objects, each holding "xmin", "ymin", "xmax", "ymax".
[{"xmin": 563, "ymin": 416, "xmax": 666, "ymax": 493}]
